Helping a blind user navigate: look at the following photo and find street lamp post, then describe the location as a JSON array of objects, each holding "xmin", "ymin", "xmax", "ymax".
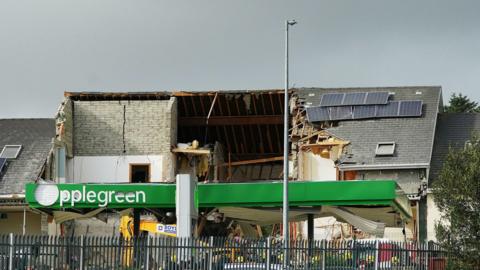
[{"xmin": 283, "ymin": 19, "xmax": 296, "ymax": 268}]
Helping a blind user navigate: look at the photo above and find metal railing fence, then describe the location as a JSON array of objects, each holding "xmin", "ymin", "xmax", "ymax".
[{"xmin": 0, "ymin": 234, "xmax": 449, "ymax": 270}]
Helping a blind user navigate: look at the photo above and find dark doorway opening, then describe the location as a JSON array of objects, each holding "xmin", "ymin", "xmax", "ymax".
[{"xmin": 130, "ymin": 164, "xmax": 150, "ymax": 183}]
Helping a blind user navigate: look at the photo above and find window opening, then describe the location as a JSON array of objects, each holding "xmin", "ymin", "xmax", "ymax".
[{"xmin": 130, "ymin": 164, "xmax": 150, "ymax": 183}]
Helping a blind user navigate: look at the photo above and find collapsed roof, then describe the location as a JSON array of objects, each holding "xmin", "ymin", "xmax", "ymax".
[
  {"xmin": 65, "ymin": 86, "xmax": 443, "ymax": 187},
  {"xmin": 66, "ymin": 90, "xmax": 285, "ymax": 162}
]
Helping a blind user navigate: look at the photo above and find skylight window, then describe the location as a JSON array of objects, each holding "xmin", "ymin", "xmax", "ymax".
[
  {"xmin": 0, "ymin": 145, "xmax": 22, "ymax": 159},
  {"xmin": 375, "ymin": 142, "xmax": 395, "ymax": 156}
]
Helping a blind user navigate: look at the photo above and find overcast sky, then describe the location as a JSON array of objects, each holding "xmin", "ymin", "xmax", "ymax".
[{"xmin": 1, "ymin": 0, "xmax": 479, "ymax": 118}]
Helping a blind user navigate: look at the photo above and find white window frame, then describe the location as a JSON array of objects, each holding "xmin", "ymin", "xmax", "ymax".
[
  {"xmin": 0, "ymin": 145, "xmax": 22, "ymax": 159},
  {"xmin": 375, "ymin": 142, "xmax": 396, "ymax": 156}
]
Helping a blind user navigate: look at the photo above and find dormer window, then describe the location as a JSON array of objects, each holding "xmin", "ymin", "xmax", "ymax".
[
  {"xmin": 0, "ymin": 145, "xmax": 22, "ymax": 159},
  {"xmin": 375, "ymin": 142, "xmax": 395, "ymax": 156}
]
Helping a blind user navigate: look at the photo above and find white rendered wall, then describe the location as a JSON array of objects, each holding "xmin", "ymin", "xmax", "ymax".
[
  {"xmin": 426, "ymin": 194, "xmax": 444, "ymax": 241},
  {"xmin": 66, "ymin": 155, "xmax": 169, "ymax": 183},
  {"xmin": 302, "ymin": 152, "xmax": 337, "ymax": 181}
]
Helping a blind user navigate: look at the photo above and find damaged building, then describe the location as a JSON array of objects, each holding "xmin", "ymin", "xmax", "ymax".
[
  {"xmin": 293, "ymin": 86, "xmax": 441, "ymax": 241},
  {"xmin": 48, "ymin": 90, "xmax": 288, "ymax": 235},
  {"xmin": 26, "ymin": 86, "xmax": 449, "ymax": 241}
]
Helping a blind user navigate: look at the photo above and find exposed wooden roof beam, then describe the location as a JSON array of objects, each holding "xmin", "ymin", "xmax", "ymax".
[
  {"xmin": 178, "ymin": 115, "xmax": 283, "ymax": 126},
  {"xmin": 234, "ymin": 97, "xmax": 248, "ymax": 155},
  {"xmin": 220, "ymin": 156, "xmax": 283, "ymax": 166},
  {"xmin": 251, "ymin": 95, "xmax": 265, "ymax": 154}
]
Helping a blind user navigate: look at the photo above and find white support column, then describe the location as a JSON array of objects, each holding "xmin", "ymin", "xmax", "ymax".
[
  {"xmin": 145, "ymin": 237, "xmax": 151, "ymax": 270},
  {"xmin": 8, "ymin": 233, "xmax": 13, "ymax": 270},
  {"xmin": 22, "ymin": 208, "xmax": 26, "ymax": 235},
  {"xmin": 79, "ymin": 235, "xmax": 84, "ymax": 270},
  {"xmin": 322, "ymin": 240, "xmax": 326, "ymax": 270},
  {"xmin": 176, "ymin": 174, "xmax": 197, "ymax": 263},
  {"xmin": 266, "ymin": 237, "xmax": 272, "ymax": 270},
  {"xmin": 208, "ymin": 236, "xmax": 214, "ymax": 270},
  {"xmin": 175, "ymin": 174, "xmax": 197, "ymax": 238}
]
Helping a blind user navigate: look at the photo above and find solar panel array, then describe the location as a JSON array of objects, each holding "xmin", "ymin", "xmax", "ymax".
[
  {"xmin": 306, "ymin": 100, "xmax": 423, "ymax": 122},
  {"xmin": 319, "ymin": 92, "xmax": 390, "ymax": 106},
  {"xmin": 0, "ymin": 158, "xmax": 6, "ymax": 176}
]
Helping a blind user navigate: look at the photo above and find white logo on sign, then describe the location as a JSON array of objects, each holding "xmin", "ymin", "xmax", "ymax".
[{"xmin": 35, "ymin": 185, "xmax": 59, "ymax": 206}]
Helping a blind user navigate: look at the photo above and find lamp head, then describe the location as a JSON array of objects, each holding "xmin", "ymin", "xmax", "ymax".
[{"xmin": 287, "ymin": 20, "xmax": 297, "ymax": 26}]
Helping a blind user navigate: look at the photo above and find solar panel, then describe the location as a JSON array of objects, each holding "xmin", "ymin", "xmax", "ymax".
[
  {"xmin": 329, "ymin": 106, "xmax": 353, "ymax": 120},
  {"xmin": 319, "ymin": 93, "xmax": 344, "ymax": 106},
  {"xmin": 0, "ymin": 158, "xmax": 6, "ymax": 175},
  {"xmin": 305, "ymin": 106, "xmax": 330, "ymax": 122},
  {"xmin": 399, "ymin": 100, "xmax": 423, "ymax": 117},
  {"xmin": 353, "ymin": 105, "xmax": 377, "ymax": 119},
  {"xmin": 376, "ymin": 101, "xmax": 399, "ymax": 117},
  {"xmin": 365, "ymin": 92, "xmax": 390, "ymax": 105},
  {"xmin": 342, "ymin": 92, "xmax": 367, "ymax": 105}
]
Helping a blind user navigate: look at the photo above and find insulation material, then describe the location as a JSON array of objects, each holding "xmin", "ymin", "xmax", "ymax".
[
  {"xmin": 218, "ymin": 207, "xmax": 317, "ymax": 226},
  {"xmin": 218, "ymin": 206, "xmax": 387, "ymax": 237},
  {"xmin": 242, "ymin": 94, "xmax": 251, "ymax": 113},
  {"xmin": 323, "ymin": 206, "xmax": 385, "ymax": 238},
  {"xmin": 53, "ymin": 208, "xmax": 105, "ymax": 224},
  {"xmin": 237, "ymin": 222, "xmax": 258, "ymax": 238},
  {"xmin": 197, "ymin": 155, "xmax": 209, "ymax": 178}
]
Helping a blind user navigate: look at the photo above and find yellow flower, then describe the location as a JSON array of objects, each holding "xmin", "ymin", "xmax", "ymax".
[
  {"xmin": 367, "ymin": 255, "xmax": 375, "ymax": 263},
  {"xmin": 277, "ymin": 253, "xmax": 284, "ymax": 261}
]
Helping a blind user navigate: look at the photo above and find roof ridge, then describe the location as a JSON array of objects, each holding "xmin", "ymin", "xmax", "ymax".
[
  {"xmin": 0, "ymin": 118, "xmax": 54, "ymax": 120},
  {"xmin": 298, "ymin": 85, "xmax": 442, "ymax": 90}
]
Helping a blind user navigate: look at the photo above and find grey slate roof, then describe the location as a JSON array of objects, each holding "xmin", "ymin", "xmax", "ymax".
[
  {"xmin": 297, "ymin": 86, "xmax": 442, "ymax": 168},
  {"xmin": 429, "ymin": 113, "xmax": 480, "ymax": 187},
  {"xmin": 0, "ymin": 119, "xmax": 55, "ymax": 195}
]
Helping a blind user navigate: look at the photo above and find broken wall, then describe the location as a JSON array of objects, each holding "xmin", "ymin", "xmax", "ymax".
[
  {"xmin": 55, "ymin": 98, "xmax": 74, "ymax": 157},
  {"xmin": 62, "ymin": 98, "xmax": 177, "ymax": 182},
  {"xmin": 73, "ymin": 99, "xmax": 175, "ymax": 155},
  {"xmin": 300, "ymin": 152, "xmax": 337, "ymax": 181}
]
